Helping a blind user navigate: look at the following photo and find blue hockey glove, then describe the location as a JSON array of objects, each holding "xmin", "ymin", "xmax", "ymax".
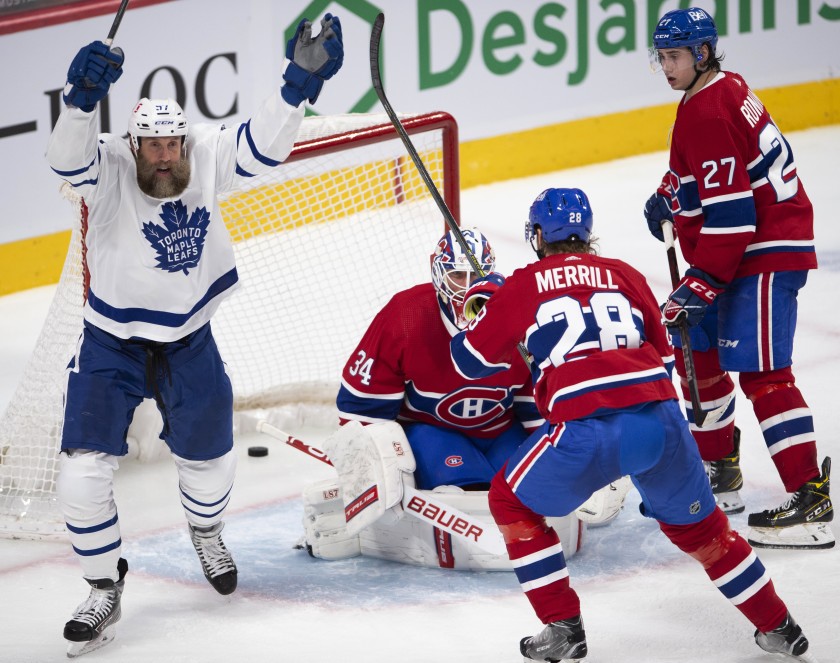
[
  {"xmin": 63, "ymin": 41, "xmax": 125, "ymax": 112},
  {"xmin": 281, "ymin": 13, "xmax": 344, "ymax": 107},
  {"xmin": 643, "ymin": 192, "xmax": 672, "ymax": 242},
  {"xmin": 464, "ymin": 272, "xmax": 506, "ymax": 321},
  {"xmin": 662, "ymin": 268, "xmax": 725, "ymax": 328}
]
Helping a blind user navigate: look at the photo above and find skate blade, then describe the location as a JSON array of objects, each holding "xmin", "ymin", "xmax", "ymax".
[
  {"xmin": 714, "ymin": 490, "xmax": 745, "ymax": 514},
  {"xmin": 522, "ymin": 658, "xmax": 585, "ymax": 663},
  {"xmin": 66, "ymin": 625, "xmax": 116, "ymax": 658},
  {"xmin": 747, "ymin": 522, "xmax": 835, "ymax": 550}
]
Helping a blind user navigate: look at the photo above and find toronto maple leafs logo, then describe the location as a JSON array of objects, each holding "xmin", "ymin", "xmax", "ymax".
[{"xmin": 141, "ymin": 200, "xmax": 211, "ymax": 275}]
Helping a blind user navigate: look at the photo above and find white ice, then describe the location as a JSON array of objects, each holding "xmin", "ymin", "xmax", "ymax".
[{"xmin": 1, "ymin": 126, "xmax": 838, "ymax": 663}]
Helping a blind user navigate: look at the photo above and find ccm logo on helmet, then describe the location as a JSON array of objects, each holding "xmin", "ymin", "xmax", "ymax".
[{"xmin": 445, "ymin": 455, "xmax": 463, "ymax": 467}]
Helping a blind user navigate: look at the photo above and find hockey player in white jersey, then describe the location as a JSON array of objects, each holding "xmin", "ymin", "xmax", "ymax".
[{"xmin": 46, "ymin": 15, "xmax": 343, "ymax": 658}]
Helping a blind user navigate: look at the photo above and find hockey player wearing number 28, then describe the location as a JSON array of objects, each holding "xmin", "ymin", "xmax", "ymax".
[
  {"xmin": 450, "ymin": 188, "xmax": 815, "ymax": 661},
  {"xmin": 644, "ymin": 6, "xmax": 832, "ymax": 550},
  {"xmin": 46, "ymin": 15, "xmax": 343, "ymax": 658},
  {"xmin": 298, "ymin": 229, "xmax": 588, "ymax": 571}
]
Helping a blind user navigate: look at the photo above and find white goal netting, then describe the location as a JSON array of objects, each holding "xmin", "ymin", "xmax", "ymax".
[{"xmin": 0, "ymin": 111, "xmax": 459, "ymax": 539}]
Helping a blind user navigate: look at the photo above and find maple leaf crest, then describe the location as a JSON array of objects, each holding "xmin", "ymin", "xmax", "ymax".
[{"xmin": 141, "ymin": 200, "xmax": 211, "ymax": 275}]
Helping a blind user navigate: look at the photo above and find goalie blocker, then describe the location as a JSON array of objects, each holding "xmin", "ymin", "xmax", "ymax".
[{"xmin": 299, "ymin": 422, "xmax": 594, "ymax": 571}]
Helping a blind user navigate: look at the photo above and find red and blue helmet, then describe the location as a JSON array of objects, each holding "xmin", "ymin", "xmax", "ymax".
[
  {"xmin": 431, "ymin": 228, "xmax": 495, "ymax": 329},
  {"xmin": 526, "ymin": 187, "xmax": 593, "ymax": 252}
]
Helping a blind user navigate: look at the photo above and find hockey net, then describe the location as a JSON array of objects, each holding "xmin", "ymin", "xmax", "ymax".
[{"xmin": 0, "ymin": 111, "xmax": 459, "ymax": 539}]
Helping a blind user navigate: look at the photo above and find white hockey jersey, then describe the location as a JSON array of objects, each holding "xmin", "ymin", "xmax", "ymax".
[{"xmin": 46, "ymin": 93, "xmax": 303, "ymax": 342}]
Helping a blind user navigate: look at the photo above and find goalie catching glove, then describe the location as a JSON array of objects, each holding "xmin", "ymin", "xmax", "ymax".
[
  {"xmin": 464, "ymin": 272, "xmax": 506, "ymax": 321},
  {"xmin": 281, "ymin": 13, "xmax": 344, "ymax": 107}
]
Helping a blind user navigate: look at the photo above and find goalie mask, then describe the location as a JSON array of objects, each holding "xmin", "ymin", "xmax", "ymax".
[
  {"xmin": 431, "ymin": 228, "xmax": 495, "ymax": 330},
  {"xmin": 128, "ymin": 98, "xmax": 189, "ymax": 154}
]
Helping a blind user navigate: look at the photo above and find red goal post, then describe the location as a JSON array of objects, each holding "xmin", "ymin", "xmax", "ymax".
[{"xmin": 0, "ymin": 111, "xmax": 460, "ymax": 539}]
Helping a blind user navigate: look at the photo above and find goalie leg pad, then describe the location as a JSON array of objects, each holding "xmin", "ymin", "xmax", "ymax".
[
  {"xmin": 301, "ymin": 479, "xmax": 361, "ymax": 560},
  {"xmin": 321, "ymin": 421, "xmax": 416, "ymax": 536},
  {"xmin": 575, "ymin": 476, "xmax": 632, "ymax": 527}
]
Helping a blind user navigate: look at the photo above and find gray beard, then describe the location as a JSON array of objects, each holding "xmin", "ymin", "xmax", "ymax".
[{"xmin": 136, "ymin": 154, "xmax": 191, "ymax": 199}]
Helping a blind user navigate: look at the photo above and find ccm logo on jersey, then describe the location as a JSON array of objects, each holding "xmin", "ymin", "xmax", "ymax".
[
  {"xmin": 445, "ymin": 455, "xmax": 464, "ymax": 467},
  {"xmin": 405, "ymin": 495, "xmax": 484, "ymax": 542}
]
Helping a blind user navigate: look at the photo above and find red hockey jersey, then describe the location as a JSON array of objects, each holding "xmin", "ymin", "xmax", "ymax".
[
  {"xmin": 451, "ymin": 253, "xmax": 677, "ymax": 424},
  {"xmin": 664, "ymin": 71, "xmax": 817, "ymax": 283},
  {"xmin": 338, "ymin": 283, "xmax": 542, "ymax": 436}
]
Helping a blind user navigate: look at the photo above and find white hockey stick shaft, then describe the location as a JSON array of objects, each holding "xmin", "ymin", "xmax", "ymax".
[{"xmin": 256, "ymin": 421, "xmax": 508, "ymax": 555}]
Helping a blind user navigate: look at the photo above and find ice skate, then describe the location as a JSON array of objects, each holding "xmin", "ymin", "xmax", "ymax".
[
  {"xmin": 707, "ymin": 427, "xmax": 745, "ymax": 515},
  {"xmin": 64, "ymin": 558, "xmax": 128, "ymax": 658},
  {"xmin": 748, "ymin": 457, "xmax": 834, "ymax": 550},
  {"xmin": 189, "ymin": 522, "xmax": 238, "ymax": 594},
  {"xmin": 755, "ymin": 612, "xmax": 818, "ymax": 662},
  {"xmin": 520, "ymin": 616, "xmax": 587, "ymax": 662}
]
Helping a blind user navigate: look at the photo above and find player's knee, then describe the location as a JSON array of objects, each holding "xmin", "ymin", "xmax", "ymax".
[
  {"xmin": 661, "ymin": 507, "xmax": 736, "ymax": 569},
  {"xmin": 488, "ymin": 472, "xmax": 548, "ymax": 543},
  {"xmin": 57, "ymin": 450, "xmax": 119, "ymax": 520},
  {"xmin": 739, "ymin": 367, "xmax": 795, "ymax": 402},
  {"xmin": 173, "ymin": 447, "xmax": 237, "ymax": 498}
]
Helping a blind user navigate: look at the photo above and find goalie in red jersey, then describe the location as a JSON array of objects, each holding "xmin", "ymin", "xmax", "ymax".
[
  {"xmin": 451, "ymin": 187, "xmax": 815, "ymax": 662},
  {"xmin": 296, "ymin": 228, "xmax": 619, "ymax": 570},
  {"xmin": 643, "ymin": 6, "xmax": 832, "ymax": 551}
]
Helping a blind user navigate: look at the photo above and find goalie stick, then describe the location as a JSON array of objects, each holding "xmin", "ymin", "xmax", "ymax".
[
  {"xmin": 256, "ymin": 420, "xmax": 508, "ymax": 556},
  {"xmin": 369, "ymin": 13, "xmax": 530, "ymax": 366},
  {"xmin": 662, "ymin": 220, "xmax": 731, "ymax": 427}
]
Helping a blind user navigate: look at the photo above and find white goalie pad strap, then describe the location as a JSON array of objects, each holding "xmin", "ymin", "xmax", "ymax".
[
  {"xmin": 575, "ymin": 476, "xmax": 632, "ymax": 527},
  {"xmin": 320, "ymin": 421, "xmax": 416, "ymax": 536},
  {"xmin": 301, "ymin": 479, "xmax": 361, "ymax": 560}
]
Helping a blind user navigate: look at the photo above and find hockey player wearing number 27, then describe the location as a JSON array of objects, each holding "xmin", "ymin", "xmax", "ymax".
[
  {"xmin": 644, "ymin": 7, "xmax": 833, "ymax": 550},
  {"xmin": 450, "ymin": 188, "xmax": 816, "ymax": 661},
  {"xmin": 45, "ymin": 14, "xmax": 343, "ymax": 659}
]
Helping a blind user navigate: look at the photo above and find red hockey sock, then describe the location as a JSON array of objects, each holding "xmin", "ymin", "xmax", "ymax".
[
  {"xmin": 489, "ymin": 471, "xmax": 580, "ymax": 623},
  {"xmin": 675, "ymin": 349, "xmax": 736, "ymax": 460},
  {"xmin": 741, "ymin": 371, "xmax": 819, "ymax": 491},
  {"xmin": 661, "ymin": 507, "xmax": 788, "ymax": 633}
]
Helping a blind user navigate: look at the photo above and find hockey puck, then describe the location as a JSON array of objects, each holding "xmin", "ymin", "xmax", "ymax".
[{"xmin": 247, "ymin": 446, "xmax": 269, "ymax": 457}]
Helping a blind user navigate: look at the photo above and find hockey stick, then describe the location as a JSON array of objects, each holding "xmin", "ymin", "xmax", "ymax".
[
  {"xmin": 370, "ymin": 13, "xmax": 480, "ymax": 276},
  {"xmin": 256, "ymin": 420, "xmax": 508, "ymax": 555},
  {"xmin": 662, "ymin": 221, "xmax": 731, "ymax": 427},
  {"xmin": 105, "ymin": 0, "xmax": 130, "ymax": 46},
  {"xmin": 370, "ymin": 13, "xmax": 530, "ymax": 366}
]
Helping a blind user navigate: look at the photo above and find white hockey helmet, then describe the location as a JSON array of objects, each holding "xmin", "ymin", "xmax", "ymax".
[{"xmin": 128, "ymin": 98, "xmax": 188, "ymax": 153}]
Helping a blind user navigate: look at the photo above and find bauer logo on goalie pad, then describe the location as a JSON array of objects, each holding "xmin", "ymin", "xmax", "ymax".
[
  {"xmin": 404, "ymin": 493, "xmax": 484, "ymax": 543},
  {"xmin": 344, "ymin": 485, "xmax": 380, "ymax": 523}
]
